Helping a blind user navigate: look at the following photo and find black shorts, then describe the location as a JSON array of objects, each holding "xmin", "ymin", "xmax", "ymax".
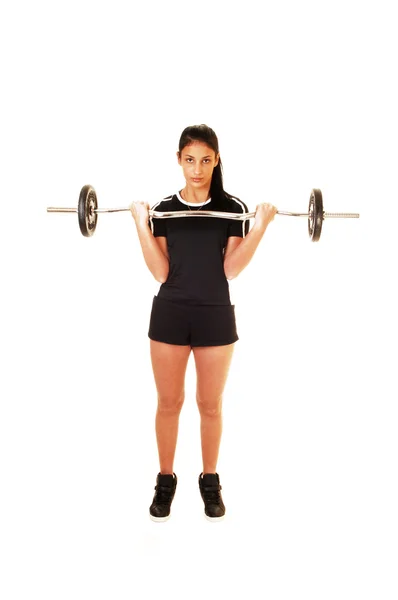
[{"xmin": 148, "ymin": 296, "xmax": 239, "ymax": 347}]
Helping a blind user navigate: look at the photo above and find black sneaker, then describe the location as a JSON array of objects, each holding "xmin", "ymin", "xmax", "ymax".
[
  {"xmin": 149, "ymin": 473, "xmax": 177, "ymax": 522},
  {"xmin": 198, "ymin": 472, "xmax": 225, "ymax": 521}
]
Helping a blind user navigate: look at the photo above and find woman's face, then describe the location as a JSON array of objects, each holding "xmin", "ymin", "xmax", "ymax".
[{"xmin": 177, "ymin": 141, "xmax": 219, "ymax": 190}]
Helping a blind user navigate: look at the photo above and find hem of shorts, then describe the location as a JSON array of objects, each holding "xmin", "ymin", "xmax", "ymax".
[
  {"xmin": 148, "ymin": 335, "xmax": 239, "ymax": 347},
  {"xmin": 148, "ymin": 334, "xmax": 191, "ymax": 346},
  {"xmin": 190, "ymin": 337, "xmax": 239, "ymax": 348}
]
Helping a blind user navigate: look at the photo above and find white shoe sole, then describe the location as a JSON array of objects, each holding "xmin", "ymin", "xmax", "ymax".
[
  {"xmin": 150, "ymin": 514, "xmax": 171, "ymax": 522},
  {"xmin": 205, "ymin": 514, "xmax": 225, "ymax": 522}
]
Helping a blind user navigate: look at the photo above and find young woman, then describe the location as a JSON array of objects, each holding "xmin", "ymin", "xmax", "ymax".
[{"xmin": 130, "ymin": 124, "xmax": 277, "ymax": 522}]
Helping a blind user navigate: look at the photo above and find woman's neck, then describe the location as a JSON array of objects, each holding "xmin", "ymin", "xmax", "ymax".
[{"xmin": 180, "ymin": 186, "xmax": 211, "ymax": 204}]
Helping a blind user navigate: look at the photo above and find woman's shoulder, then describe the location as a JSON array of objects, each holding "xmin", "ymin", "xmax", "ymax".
[
  {"xmin": 224, "ymin": 193, "xmax": 249, "ymax": 214},
  {"xmin": 150, "ymin": 194, "xmax": 178, "ymax": 211}
]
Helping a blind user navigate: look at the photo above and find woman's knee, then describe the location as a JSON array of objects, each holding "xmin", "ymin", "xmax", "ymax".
[
  {"xmin": 157, "ymin": 391, "xmax": 185, "ymax": 416},
  {"xmin": 196, "ymin": 394, "xmax": 222, "ymax": 418}
]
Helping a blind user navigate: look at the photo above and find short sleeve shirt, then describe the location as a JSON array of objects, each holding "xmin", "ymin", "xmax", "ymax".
[{"xmin": 149, "ymin": 191, "xmax": 250, "ymax": 305}]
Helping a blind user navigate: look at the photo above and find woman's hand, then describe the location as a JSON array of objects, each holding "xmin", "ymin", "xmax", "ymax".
[
  {"xmin": 130, "ymin": 201, "xmax": 150, "ymax": 227},
  {"xmin": 253, "ymin": 202, "xmax": 278, "ymax": 231}
]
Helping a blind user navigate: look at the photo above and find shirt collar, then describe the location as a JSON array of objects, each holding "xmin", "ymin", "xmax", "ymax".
[{"xmin": 177, "ymin": 190, "xmax": 212, "ymax": 207}]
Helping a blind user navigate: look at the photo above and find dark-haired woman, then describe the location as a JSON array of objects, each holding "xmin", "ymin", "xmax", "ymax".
[{"xmin": 130, "ymin": 124, "xmax": 277, "ymax": 521}]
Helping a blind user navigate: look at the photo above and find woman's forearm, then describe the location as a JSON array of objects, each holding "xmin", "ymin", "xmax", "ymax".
[
  {"xmin": 224, "ymin": 224, "xmax": 269, "ymax": 280},
  {"xmin": 135, "ymin": 223, "xmax": 169, "ymax": 283}
]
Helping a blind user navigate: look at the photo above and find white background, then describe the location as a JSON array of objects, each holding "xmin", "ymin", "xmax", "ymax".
[{"xmin": 1, "ymin": 1, "xmax": 397, "ymax": 599}]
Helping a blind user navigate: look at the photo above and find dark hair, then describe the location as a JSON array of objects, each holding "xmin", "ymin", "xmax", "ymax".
[{"xmin": 178, "ymin": 124, "xmax": 231, "ymax": 209}]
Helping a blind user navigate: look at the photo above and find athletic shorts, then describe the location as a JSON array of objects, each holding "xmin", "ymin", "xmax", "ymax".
[{"xmin": 148, "ymin": 296, "xmax": 239, "ymax": 347}]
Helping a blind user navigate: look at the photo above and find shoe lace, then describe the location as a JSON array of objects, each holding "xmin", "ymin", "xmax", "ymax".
[
  {"xmin": 202, "ymin": 484, "xmax": 222, "ymax": 505},
  {"xmin": 154, "ymin": 484, "xmax": 173, "ymax": 505}
]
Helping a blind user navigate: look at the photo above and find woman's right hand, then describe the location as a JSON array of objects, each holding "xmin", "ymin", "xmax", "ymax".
[{"xmin": 130, "ymin": 201, "xmax": 150, "ymax": 227}]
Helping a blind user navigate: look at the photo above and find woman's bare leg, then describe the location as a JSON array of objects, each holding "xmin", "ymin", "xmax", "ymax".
[
  {"xmin": 150, "ymin": 340, "xmax": 191, "ymax": 474},
  {"xmin": 192, "ymin": 344, "xmax": 235, "ymax": 473}
]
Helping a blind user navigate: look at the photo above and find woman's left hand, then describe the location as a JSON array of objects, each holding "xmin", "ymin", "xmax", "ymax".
[{"xmin": 253, "ymin": 202, "xmax": 278, "ymax": 231}]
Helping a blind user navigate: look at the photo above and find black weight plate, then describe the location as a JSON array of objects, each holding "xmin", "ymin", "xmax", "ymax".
[
  {"xmin": 78, "ymin": 185, "xmax": 98, "ymax": 237},
  {"xmin": 308, "ymin": 189, "xmax": 323, "ymax": 242}
]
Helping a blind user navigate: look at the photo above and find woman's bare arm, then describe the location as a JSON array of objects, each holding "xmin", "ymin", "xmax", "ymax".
[
  {"xmin": 224, "ymin": 203, "xmax": 277, "ymax": 280},
  {"xmin": 130, "ymin": 202, "xmax": 169, "ymax": 283}
]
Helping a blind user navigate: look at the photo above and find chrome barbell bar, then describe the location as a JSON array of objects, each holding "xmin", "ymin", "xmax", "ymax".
[
  {"xmin": 47, "ymin": 206, "xmax": 360, "ymax": 219},
  {"xmin": 46, "ymin": 185, "xmax": 360, "ymax": 241}
]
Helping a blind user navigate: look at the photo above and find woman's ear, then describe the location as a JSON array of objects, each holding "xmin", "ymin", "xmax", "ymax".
[
  {"xmin": 215, "ymin": 153, "xmax": 220, "ymax": 167},
  {"xmin": 176, "ymin": 151, "xmax": 181, "ymax": 165}
]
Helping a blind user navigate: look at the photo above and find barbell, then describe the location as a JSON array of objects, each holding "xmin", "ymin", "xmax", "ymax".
[{"xmin": 47, "ymin": 184, "xmax": 360, "ymax": 242}]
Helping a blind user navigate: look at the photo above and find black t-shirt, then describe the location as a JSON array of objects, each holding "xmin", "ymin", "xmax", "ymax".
[{"xmin": 150, "ymin": 191, "xmax": 250, "ymax": 305}]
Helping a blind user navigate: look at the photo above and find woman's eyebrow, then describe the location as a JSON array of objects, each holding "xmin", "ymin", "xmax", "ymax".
[{"xmin": 185, "ymin": 153, "xmax": 212, "ymax": 159}]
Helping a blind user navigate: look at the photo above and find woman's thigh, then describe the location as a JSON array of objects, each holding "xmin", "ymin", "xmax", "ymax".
[
  {"xmin": 150, "ymin": 340, "xmax": 191, "ymax": 400},
  {"xmin": 192, "ymin": 344, "xmax": 235, "ymax": 404}
]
